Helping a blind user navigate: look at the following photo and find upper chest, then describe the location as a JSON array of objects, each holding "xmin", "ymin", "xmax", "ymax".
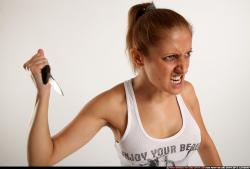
[
  {"xmin": 135, "ymin": 96, "xmax": 183, "ymax": 139},
  {"xmin": 107, "ymin": 93, "xmax": 186, "ymax": 141}
]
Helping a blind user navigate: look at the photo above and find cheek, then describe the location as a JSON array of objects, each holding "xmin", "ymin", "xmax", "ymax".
[
  {"xmin": 149, "ymin": 62, "xmax": 174, "ymax": 81},
  {"xmin": 157, "ymin": 63, "xmax": 175, "ymax": 76}
]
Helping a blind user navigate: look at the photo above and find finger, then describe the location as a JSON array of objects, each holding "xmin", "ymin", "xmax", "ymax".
[
  {"xmin": 24, "ymin": 58, "xmax": 35, "ymax": 69},
  {"xmin": 28, "ymin": 61, "xmax": 49, "ymax": 73},
  {"xmin": 27, "ymin": 59, "xmax": 49, "ymax": 71},
  {"xmin": 25, "ymin": 64, "xmax": 31, "ymax": 71},
  {"xmin": 37, "ymin": 49, "xmax": 44, "ymax": 56},
  {"xmin": 32, "ymin": 58, "xmax": 48, "ymax": 65},
  {"xmin": 38, "ymin": 62, "xmax": 49, "ymax": 69},
  {"xmin": 24, "ymin": 49, "xmax": 45, "ymax": 70},
  {"xmin": 31, "ymin": 52, "xmax": 44, "ymax": 61},
  {"xmin": 23, "ymin": 61, "xmax": 32, "ymax": 70},
  {"xmin": 23, "ymin": 62, "xmax": 27, "ymax": 70},
  {"xmin": 24, "ymin": 54, "xmax": 45, "ymax": 70},
  {"xmin": 24, "ymin": 60, "xmax": 32, "ymax": 70},
  {"xmin": 34, "ymin": 58, "xmax": 48, "ymax": 66}
]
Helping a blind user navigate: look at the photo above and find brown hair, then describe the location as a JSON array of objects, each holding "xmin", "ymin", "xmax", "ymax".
[{"xmin": 126, "ymin": 2, "xmax": 192, "ymax": 72}]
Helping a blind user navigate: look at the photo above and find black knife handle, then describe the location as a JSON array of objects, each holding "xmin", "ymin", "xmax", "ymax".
[{"xmin": 41, "ymin": 65, "xmax": 51, "ymax": 84}]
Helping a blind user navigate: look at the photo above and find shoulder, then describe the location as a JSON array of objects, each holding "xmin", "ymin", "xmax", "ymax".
[
  {"xmin": 99, "ymin": 82, "xmax": 126, "ymax": 109},
  {"xmin": 83, "ymin": 81, "xmax": 126, "ymax": 121},
  {"xmin": 181, "ymin": 80, "xmax": 195, "ymax": 96},
  {"xmin": 180, "ymin": 80, "xmax": 199, "ymax": 113}
]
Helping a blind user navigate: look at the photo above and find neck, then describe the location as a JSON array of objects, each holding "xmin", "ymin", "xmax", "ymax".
[{"xmin": 132, "ymin": 70, "xmax": 175, "ymax": 103}]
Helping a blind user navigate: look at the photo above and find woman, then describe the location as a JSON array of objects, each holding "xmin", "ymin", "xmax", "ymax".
[{"xmin": 23, "ymin": 2, "xmax": 222, "ymax": 167}]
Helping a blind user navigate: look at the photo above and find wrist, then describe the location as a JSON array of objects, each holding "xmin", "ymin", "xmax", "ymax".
[{"xmin": 37, "ymin": 90, "xmax": 51, "ymax": 99}]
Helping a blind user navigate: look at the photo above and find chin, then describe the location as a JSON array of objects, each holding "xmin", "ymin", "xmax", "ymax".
[{"xmin": 164, "ymin": 80, "xmax": 184, "ymax": 95}]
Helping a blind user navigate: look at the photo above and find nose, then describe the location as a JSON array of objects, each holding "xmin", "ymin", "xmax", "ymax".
[{"xmin": 175, "ymin": 57, "xmax": 189, "ymax": 74}]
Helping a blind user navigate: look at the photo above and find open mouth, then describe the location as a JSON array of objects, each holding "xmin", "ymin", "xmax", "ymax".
[{"xmin": 170, "ymin": 75, "xmax": 183, "ymax": 85}]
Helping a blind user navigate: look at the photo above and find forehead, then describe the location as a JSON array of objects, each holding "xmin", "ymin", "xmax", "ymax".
[{"xmin": 149, "ymin": 28, "xmax": 192, "ymax": 56}]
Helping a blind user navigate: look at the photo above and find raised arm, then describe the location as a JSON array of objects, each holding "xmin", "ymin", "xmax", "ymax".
[{"xmin": 24, "ymin": 49, "xmax": 111, "ymax": 166}]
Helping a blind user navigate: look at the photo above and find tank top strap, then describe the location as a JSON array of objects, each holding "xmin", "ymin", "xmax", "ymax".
[
  {"xmin": 120, "ymin": 79, "xmax": 139, "ymax": 142},
  {"xmin": 124, "ymin": 79, "xmax": 139, "ymax": 116},
  {"xmin": 176, "ymin": 94, "xmax": 189, "ymax": 120},
  {"xmin": 124, "ymin": 79, "xmax": 135, "ymax": 114}
]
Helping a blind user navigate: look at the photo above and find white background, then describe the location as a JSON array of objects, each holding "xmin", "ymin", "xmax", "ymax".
[{"xmin": 1, "ymin": 0, "xmax": 250, "ymax": 166}]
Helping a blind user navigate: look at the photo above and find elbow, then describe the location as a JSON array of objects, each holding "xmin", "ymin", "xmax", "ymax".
[
  {"xmin": 27, "ymin": 154, "xmax": 53, "ymax": 166},
  {"xmin": 198, "ymin": 136, "xmax": 216, "ymax": 153},
  {"xmin": 27, "ymin": 159, "xmax": 50, "ymax": 167},
  {"xmin": 27, "ymin": 150, "xmax": 55, "ymax": 166},
  {"xmin": 198, "ymin": 132, "xmax": 215, "ymax": 151},
  {"xmin": 27, "ymin": 139, "xmax": 55, "ymax": 166},
  {"xmin": 28, "ymin": 157, "xmax": 55, "ymax": 167}
]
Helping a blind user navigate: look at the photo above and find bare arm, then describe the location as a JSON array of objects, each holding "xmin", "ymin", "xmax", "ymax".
[
  {"xmin": 24, "ymin": 49, "xmax": 110, "ymax": 166},
  {"xmin": 27, "ymin": 93, "xmax": 53, "ymax": 166},
  {"xmin": 182, "ymin": 81, "xmax": 223, "ymax": 166},
  {"xmin": 27, "ymin": 92, "xmax": 108, "ymax": 166},
  {"xmin": 24, "ymin": 49, "xmax": 53, "ymax": 165},
  {"xmin": 48, "ymin": 93, "xmax": 108, "ymax": 165}
]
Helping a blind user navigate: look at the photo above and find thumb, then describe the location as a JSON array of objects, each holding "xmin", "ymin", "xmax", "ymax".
[{"xmin": 37, "ymin": 48, "xmax": 44, "ymax": 56}]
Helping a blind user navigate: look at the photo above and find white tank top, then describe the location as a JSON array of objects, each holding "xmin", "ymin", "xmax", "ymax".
[{"xmin": 115, "ymin": 79, "xmax": 201, "ymax": 166}]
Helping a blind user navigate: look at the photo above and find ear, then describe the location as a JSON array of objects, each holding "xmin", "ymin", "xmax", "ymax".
[{"xmin": 130, "ymin": 48, "xmax": 144, "ymax": 67}]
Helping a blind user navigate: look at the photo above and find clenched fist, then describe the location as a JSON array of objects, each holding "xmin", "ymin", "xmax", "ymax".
[{"xmin": 23, "ymin": 49, "xmax": 51, "ymax": 96}]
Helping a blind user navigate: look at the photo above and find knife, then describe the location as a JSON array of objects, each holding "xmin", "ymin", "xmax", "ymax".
[{"xmin": 41, "ymin": 65, "xmax": 64, "ymax": 96}]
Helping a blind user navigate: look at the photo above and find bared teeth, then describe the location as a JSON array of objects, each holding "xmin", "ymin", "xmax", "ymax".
[
  {"xmin": 171, "ymin": 75, "xmax": 181, "ymax": 81},
  {"xmin": 171, "ymin": 79, "xmax": 181, "ymax": 84},
  {"xmin": 171, "ymin": 75, "xmax": 182, "ymax": 84}
]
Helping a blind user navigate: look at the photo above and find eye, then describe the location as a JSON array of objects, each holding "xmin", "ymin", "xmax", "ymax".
[
  {"xmin": 186, "ymin": 50, "xmax": 193, "ymax": 58},
  {"xmin": 163, "ymin": 55, "xmax": 177, "ymax": 61}
]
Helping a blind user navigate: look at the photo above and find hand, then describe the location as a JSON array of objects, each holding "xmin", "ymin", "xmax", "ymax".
[{"xmin": 23, "ymin": 49, "xmax": 51, "ymax": 95}]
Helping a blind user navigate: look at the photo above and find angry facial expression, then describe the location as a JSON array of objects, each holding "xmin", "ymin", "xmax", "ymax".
[{"xmin": 142, "ymin": 28, "xmax": 192, "ymax": 95}]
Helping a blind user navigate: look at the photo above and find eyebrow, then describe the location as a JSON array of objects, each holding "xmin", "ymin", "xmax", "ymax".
[{"xmin": 162, "ymin": 48, "xmax": 193, "ymax": 56}]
